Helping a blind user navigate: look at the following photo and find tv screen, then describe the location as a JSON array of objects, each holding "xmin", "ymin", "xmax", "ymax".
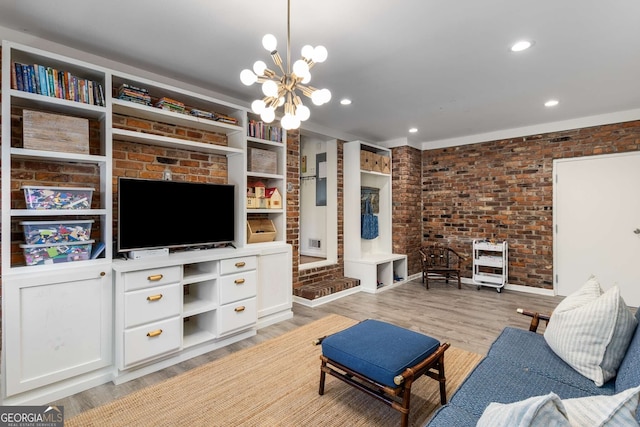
[{"xmin": 118, "ymin": 178, "xmax": 235, "ymax": 252}]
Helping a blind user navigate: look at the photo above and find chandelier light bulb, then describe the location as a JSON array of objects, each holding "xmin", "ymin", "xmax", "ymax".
[
  {"xmin": 260, "ymin": 106, "xmax": 276, "ymax": 123},
  {"xmin": 281, "ymin": 113, "xmax": 293, "ymax": 130},
  {"xmin": 296, "ymin": 104, "xmax": 310, "ymax": 121},
  {"xmin": 301, "ymin": 72, "xmax": 311, "ymax": 84},
  {"xmin": 292, "ymin": 59, "xmax": 309, "ymax": 77},
  {"xmin": 278, "ymin": 96, "xmax": 285, "ymax": 107},
  {"xmin": 312, "ymin": 46, "xmax": 328, "ymax": 63},
  {"xmin": 240, "ymin": 69, "xmax": 257, "ymax": 86},
  {"xmin": 311, "ymin": 88, "xmax": 331, "ymax": 105},
  {"xmin": 301, "ymin": 45, "xmax": 314, "ymax": 60},
  {"xmin": 311, "ymin": 90, "xmax": 323, "ymax": 106},
  {"xmin": 262, "ymin": 80, "xmax": 279, "ymax": 97},
  {"xmin": 262, "ymin": 34, "xmax": 277, "ymax": 51},
  {"xmin": 251, "ymin": 99, "xmax": 266, "ymax": 114},
  {"xmin": 253, "ymin": 60, "xmax": 267, "ymax": 76}
]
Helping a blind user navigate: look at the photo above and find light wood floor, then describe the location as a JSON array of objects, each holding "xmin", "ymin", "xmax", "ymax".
[{"xmin": 52, "ymin": 279, "xmax": 564, "ymax": 418}]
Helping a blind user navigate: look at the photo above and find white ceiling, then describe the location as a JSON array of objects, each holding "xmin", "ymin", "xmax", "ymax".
[{"xmin": 1, "ymin": 0, "xmax": 640, "ymax": 148}]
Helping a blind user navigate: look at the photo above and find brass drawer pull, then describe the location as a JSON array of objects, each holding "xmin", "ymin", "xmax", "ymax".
[
  {"xmin": 235, "ymin": 261, "xmax": 246, "ymax": 268},
  {"xmin": 234, "ymin": 306, "xmax": 246, "ymax": 312},
  {"xmin": 147, "ymin": 294, "xmax": 163, "ymax": 302},
  {"xmin": 147, "ymin": 329, "xmax": 163, "ymax": 337},
  {"xmin": 147, "ymin": 274, "xmax": 163, "ymax": 282},
  {"xmin": 234, "ymin": 278, "xmax": 245, "ymax": 285}
]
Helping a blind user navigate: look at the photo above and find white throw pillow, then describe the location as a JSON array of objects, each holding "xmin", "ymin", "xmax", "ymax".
[
  {"xmin": 563, "ymin": 385, "xmax": 640, "ymax": 427},
  {"xmin": 477, "ymin": 386, "xmax": 640, "ymax": 427},
  {"xmin": 476, "ymin": 393, "xmax": 570, "ymax": 427},
  {"xmin": 544, "ymin": 276, "xmax": 638, "ymax": 386}
]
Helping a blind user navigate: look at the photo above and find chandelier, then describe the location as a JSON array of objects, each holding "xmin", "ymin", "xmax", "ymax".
[{"xmin": 240, "ymin": 0, "xmax": 331, "ymax": 130}]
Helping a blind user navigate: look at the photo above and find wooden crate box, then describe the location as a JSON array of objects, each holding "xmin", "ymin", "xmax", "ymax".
[
  {"xmin": 248, "ymin": 147, "xmax": 277, "ymax": 174},
  {"xmin": 247, "ymin": 218, "xmax": 277, "ymax": 243},
  {"xmin": 23, "ymin": 110, "xmax": 89, "ymax": 154},
  {"xmin": 360, "ymin": 150, "xmax": 373, "ymax": 171}
]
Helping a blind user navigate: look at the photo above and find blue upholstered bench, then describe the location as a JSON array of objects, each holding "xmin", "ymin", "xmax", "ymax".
[{"xmin": 318, "ymin": 319, "xmax": 450, "ymax": 427}]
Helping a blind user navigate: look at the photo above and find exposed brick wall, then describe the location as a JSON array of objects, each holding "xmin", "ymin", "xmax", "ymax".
[
  {"xmin": 421, "ymin": 120, "xmax": 640, "ymax": 289},
  {"xmin": 285, "ymin": 129, "xmax": 300, "ymax": 284},
  {"xmin": 391, "ymin": 145, "xmax": 423, "ymax": 277},
  {"xmin": 112, "ymin": 114, "xmax": 228, "ymax": 183}
]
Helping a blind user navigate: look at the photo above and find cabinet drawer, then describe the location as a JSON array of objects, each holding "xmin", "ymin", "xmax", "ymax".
[
  {"xmin": 125, "ymin": 283, "xmax": 182, "ymax": 328},
  {"xmin": 124, "ymin": 266, "xmax": 181, "ymax": 291},
  {"xmin": 220, "ymin": 271, "xmax": 257, "ymax": 305},
  {"xmin": 220, "ymin": 256, "xmax": 257, "ymax": 275},
  {"xmin": 218, "ymin": 297, "xmax": 257, "ymax": 335},
  {"xmin": 123, "ymin": 316, "xmax": 181, "ymax": 367}
]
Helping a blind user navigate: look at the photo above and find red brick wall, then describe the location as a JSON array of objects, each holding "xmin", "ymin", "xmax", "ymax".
[
  {"xmin": 420, "ymin": 121, "xmax": 640, "ymax": 289},
  {"xmin": 391, "ymin": 145, "xmax": 423, "ymax": 277}
]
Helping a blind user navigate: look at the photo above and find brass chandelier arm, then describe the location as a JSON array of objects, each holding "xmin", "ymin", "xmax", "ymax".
[{"xmin": 270, "ymin": 51, "xmax": 286, "ymax": 76}]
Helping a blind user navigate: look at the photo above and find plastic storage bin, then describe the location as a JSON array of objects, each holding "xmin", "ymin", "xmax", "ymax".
[
  {"xmin": 22, "ymin": 186, "xmax": 94, "ymax": 210},
  {"xmin": 20, "ymin": 240, "xmax": 95, "ymax": 266},
  {"xmin": 21, "ymin": 220, "xmax": 93, "ymax": 245}
]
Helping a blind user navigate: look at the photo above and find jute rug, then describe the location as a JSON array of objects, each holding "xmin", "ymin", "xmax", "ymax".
[{"xmin": 67, "ymin": 314, "xmax": 483, "ymax": 426}]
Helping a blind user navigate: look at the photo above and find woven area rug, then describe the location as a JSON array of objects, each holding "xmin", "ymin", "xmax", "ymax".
[{"xmin": 67, "ymin": 314, "xmax": 483, "ymax": 427}]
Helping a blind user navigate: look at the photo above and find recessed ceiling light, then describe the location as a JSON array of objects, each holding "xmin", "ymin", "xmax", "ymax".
[
  {"xmin": 510, "ymin": 40, "xmax": 534, "ymax": 52},
  {"xmin": 545, "ymin": 99, "xmax": 559, "ymax": 107},
  {"xmin": 340, "ymin": 99, "xmax": 352, "ymax": 105},
  {"xmin": 409, "ymin": 128, "xmax": 418, "ymax": 133}
]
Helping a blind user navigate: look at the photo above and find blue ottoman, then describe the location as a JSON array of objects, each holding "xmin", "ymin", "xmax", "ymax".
[{"xmin": 318, "ymin": 319, "xmax": 450, "ymax": 427}]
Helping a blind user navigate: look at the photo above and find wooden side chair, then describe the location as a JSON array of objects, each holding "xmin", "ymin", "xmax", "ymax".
[{"xmin": 419, "ymin": 246, "xmax": 465, "ymax": 289}]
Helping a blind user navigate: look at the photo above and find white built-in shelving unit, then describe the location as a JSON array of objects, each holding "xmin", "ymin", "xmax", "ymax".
[
  {"xmin": 0, "ymin": 39, "xmax": 292, "ymax": 405},
  {"xmin": 343, "ymin": 140, "xmax": 407, "ymax": 293}
]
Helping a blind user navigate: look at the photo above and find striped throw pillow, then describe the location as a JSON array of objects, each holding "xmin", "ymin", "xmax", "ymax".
[
  {"xmin": 563, "ymin": 385, "xmax": 640, "ymax": 427},
  {"xmin": 477, "ymin": 393, "xmax": 569, "ymax": 427},
  {"xmin": 544, "ymin": 277, "xmax": 637, "ymax": 386}
]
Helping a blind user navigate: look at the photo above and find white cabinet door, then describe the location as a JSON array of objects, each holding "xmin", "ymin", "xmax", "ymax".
[
  {"xmin": 554, "ymin": 152, "xmax": 640, "ymax": 306},
  {"xmin": 257, "ymin": 248, "xmax": 292, "ymax": 321},
  {"xmin": 3, "ymin": 266, "xmax": 112, "ymax": 396}
]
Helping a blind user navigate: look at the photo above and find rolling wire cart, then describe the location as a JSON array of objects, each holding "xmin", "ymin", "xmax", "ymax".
[{"xmin": 472, "ymin": 239, "xmax": 508, "ymax": 292}]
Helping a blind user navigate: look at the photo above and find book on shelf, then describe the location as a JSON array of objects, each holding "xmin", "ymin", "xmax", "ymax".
[
  {"xmin": 248, "ymin": 119, "xmax": 283, "ymax": 142},
  {"xmin": 10, "ymin": 61, "xmax": 105, "ymax": 107}
]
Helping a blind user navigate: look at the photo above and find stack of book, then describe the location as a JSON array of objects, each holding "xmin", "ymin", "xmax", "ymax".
[
  {"xmin": 213, "ymin": 112, "xmax": 239, "ymax": 125},
  {"xmin": 117, "ymin": 83, "xmax": 151, "ymax": 106},
  {"xmin": 154, "ymin": 97, "xmax": 185, "ymax": 114},
  {"xmin": 189, "ymin": 108, "xmax": 215, "ymax": 120}
]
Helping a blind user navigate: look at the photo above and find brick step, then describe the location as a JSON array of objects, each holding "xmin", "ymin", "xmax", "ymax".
[{"xmin": 293, "ymin": 277, "xmax": 360, "ymax": 300}]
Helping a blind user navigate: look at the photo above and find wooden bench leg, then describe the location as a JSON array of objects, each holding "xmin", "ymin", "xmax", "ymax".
[
  {"xmin": 319, "ymin": 358, "xmax": 327, "ymax": 395},
  {"xmin": 438, "ymin": 354, "xmax": 447, "ymax": 404}
]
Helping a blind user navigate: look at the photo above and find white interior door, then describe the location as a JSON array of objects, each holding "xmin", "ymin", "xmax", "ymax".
[{"xmin": 554, "ymin": 152, "xmax": 640, "ymax": 307}]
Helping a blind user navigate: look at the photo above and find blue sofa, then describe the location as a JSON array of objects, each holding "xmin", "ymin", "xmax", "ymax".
[{"xmin": 426, "ymin": 309, "xmax": 640, "ymax": 426}]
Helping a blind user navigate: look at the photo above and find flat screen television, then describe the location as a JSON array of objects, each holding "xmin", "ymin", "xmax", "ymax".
[{"xmin": 117, "ymin": 177, "xmax": 235, "ymax": 252}]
